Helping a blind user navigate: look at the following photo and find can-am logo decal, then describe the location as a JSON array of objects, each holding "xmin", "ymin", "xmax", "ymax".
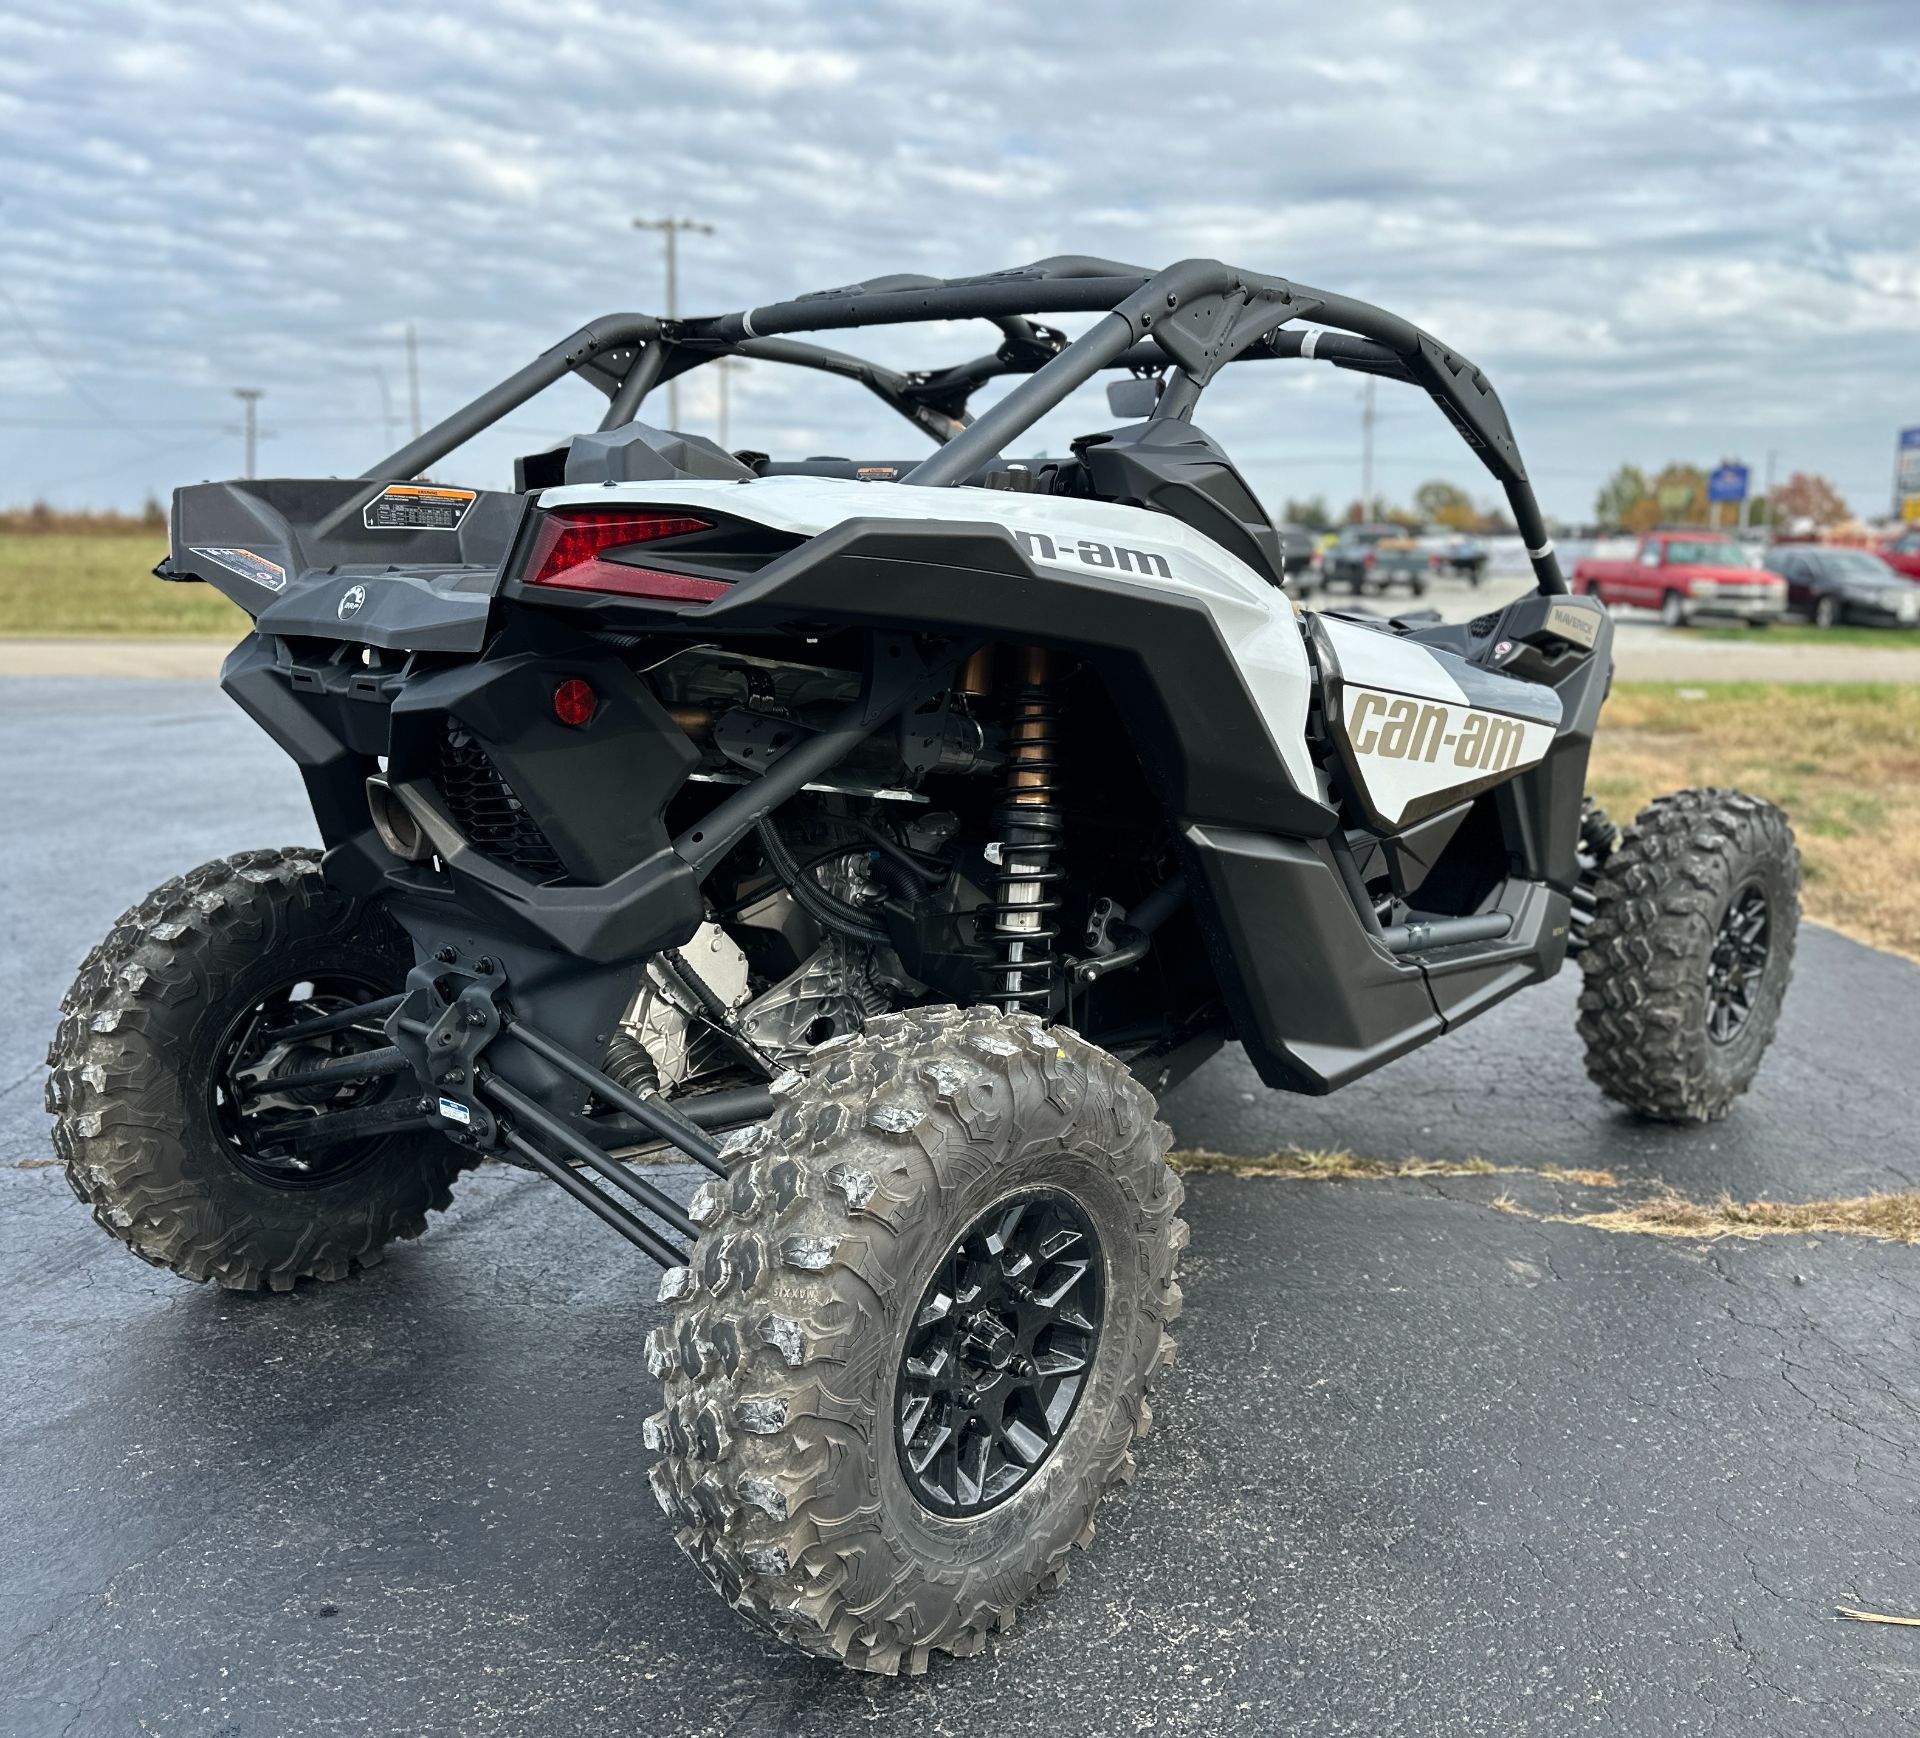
[
  {"xmin": 337, "ymin": 584, "xmax": 368, "ymax": 620},
  {"xmin": 1348, "ymin": 690, "xmax": 1529, "ymax": 773},
  {"xmin": 1013, "ymin": 528, "xmax": 1173, "ymax": 579}
]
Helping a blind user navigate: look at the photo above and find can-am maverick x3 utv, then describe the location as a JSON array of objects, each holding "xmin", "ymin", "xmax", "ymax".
[{"xmin": 49, "ymin": 256, "xmax": 1799, "ymax": 1674}]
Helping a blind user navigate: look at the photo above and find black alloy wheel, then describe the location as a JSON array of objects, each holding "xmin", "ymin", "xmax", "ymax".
[
  {"xmin": 896, "ymin": 1190, "xmax": 1106, "ymax": 1517},
  {"xmin": 1706, "ymin": 883, "xmax": 1771, "ymax": 1045},
  {"xmin": 210, "ymin": 972, "xmax": 403, "ymax": 1186}
]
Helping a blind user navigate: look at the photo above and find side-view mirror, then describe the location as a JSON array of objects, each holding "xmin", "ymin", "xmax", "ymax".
[{"xmin": 1106, "ymin": 375, "xmax": 1163, "ymax": 420}]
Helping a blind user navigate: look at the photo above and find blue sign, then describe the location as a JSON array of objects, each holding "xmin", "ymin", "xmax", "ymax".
[
  {"xmin": 1898, "ymin": 428, "xmax": 1920, "ymax": 498},
  {"xmin": 1708, "ymin": 463, "xmax": 1749, "ymax": 504}
]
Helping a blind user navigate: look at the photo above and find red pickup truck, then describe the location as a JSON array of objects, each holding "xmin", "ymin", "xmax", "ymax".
[
  {"xmin": 1572, "ymin": 531, "xmax": 1787, "ymax": 626},
  {"xmin": 1881, "ymin": 527, "xmax": 1920, "ymax": 581}
]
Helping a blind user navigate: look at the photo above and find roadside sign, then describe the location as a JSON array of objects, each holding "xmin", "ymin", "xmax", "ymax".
[
  {"xmin": 1899, "ymin": 428, "xmax": 1920, "ymax": 519},
  {"xmin": 1708, "ymin": 463, "xmax": 1749, "ymax": 503}
]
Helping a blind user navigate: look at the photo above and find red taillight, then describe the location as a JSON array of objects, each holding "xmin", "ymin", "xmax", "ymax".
[
  {"xmin": 1364, "ymin": 550, "xmax": 1377, "ymax": 567},
  {"xmin": 523, "ymin": 507, "xmax": 726, "ymax": 601}
]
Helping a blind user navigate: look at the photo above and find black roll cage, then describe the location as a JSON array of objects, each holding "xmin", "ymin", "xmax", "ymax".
[{"xmin": 366, "ymin": 254, "xmax": 1567, "ymax": 596}]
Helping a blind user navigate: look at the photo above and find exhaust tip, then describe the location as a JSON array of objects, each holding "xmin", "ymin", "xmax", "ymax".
[{"xmin": 367, "ymin": 774, "xmax": 431, "ymax": 862}]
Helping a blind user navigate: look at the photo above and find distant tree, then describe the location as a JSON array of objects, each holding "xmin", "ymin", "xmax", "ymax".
[
  {"xmin": 1635, "ymin": 463, "xmax": 1709, "ymax": 530},
  {"xmin": 1594, "ymin": 464, "xmax": 1648, "ymax": 530},
  {"xmin": 141, "ymin": 494, "xmax": 166, "ymax": 528},
  {"xmin": 1282, "ymin": 494, "xmax": 1331, "ymax": 532},
  {"xmin": 1771, "ymin": 472, "xmax": 1851, "ymax": 528},
  {"xmin": 1414, "ymin": 479, "xmax": 1473, "ymax": 523},
  {"xmin": 1343, "ymin": 498, "xmax": 1368, "ymax": 525}
]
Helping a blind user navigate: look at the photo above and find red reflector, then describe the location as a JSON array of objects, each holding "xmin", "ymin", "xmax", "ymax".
[
  {"xmin": 553, "ymin": 678, "xmax": 597, "ymax": 727},
  {"xmin": 523, "ymin": 507, "xmax": 728, "ymax": 601}
]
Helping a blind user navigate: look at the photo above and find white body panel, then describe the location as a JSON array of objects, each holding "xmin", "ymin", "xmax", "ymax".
[
  {"xmin": 1318, "ymin": 615, "xmax": 1557, "ymax": 827},
  {"xmin": 538, "ymin": 475, "xmax": 1319, "ymax": 797}
]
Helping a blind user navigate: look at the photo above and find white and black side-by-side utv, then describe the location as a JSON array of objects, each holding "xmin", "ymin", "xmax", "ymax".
[{"xmin": 49, "ymin": 257, "xmax": 1799, "ymax": 1673}]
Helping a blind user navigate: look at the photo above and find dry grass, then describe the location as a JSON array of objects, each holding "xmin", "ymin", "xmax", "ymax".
[
  {"xmin": 0, "ymin": 533, "xmax": 245, "ymax": 637},
  {"xmin": 1172, "ymin": 1147, "xmax": 1621, "ymax": 1188},
  {"xmin": 1555, "ymin": 1189, "xmax": 1920, "ymax": 1245},
  {"xmin": 1171, "ymin": 1146, "xmax": 1501, "ymax": 1181},
  {"xmin": 1173, "ymin": 1143, "xmax": 1920, "ymax": 1251},
  {"xmin": 1590, "ymin": 682, "xmax": 1920, "ymax": 960}
]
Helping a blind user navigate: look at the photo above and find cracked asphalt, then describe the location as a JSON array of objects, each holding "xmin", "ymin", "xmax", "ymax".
[{"xmin": 4, "ymin": 677, "xmax": 1919, "ymax": 1736}]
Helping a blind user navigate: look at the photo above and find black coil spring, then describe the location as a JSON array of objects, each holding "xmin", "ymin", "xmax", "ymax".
[{"xmin": 982, "ymin": 686, "xmax": 1064, "ymax": 1011}]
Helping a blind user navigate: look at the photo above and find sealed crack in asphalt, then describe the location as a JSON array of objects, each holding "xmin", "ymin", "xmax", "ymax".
[{"xmin": 1171, "ymin": 1146, "xmax": 1920, "ymax": 1248}]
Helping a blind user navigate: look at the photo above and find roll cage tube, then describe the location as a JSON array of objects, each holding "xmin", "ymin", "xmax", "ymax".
[{"xmin": 364, "ymin": 256, "xmax": 1566, "ymax": 596}]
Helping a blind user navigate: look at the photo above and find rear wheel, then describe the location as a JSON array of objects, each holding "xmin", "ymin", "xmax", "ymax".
[
  {"xmin": 1577, "ymin": 790, "xmax": 1799, "ymax": 1123},
  {"xmin": 47, "ymin": 848, "xmax": 468, "ymax": 1290},
  {"xmin": 648, "ymin": 1006, "xmax": 1185, "ymax": 1673},
  {"xmin": 1660, "ymin": 589, "xmax": 1688, "ymax": 628}
]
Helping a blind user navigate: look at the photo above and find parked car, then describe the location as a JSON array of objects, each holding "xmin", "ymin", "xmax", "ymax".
[
  {"xmin": 1434, "ymin": 534, "xmax": 1489, "ymax": 584},
  {"xmin": 1762, "ymin": 544, "xmax": 1920, "ymax": 627},
  {"xmin": 1879, "ymin": 527, "xmax": 1920, "ymax": 582},
  {"xmin": 1571, "ymin": 530, "xmax": 1786, "ymax": 626},
  {"xmin": 1322, "ymin": 523, "xmax": 1429, "ymax": 596},
  {"xmin": 1276, "ymin": 521, "xmax": 1317, "ymax": 585}
]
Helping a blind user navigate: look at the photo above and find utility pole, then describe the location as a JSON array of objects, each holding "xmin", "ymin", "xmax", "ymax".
[
  {"xmin": 1360, "ymin": 378, "xmax": 1376, "ymax": 517},
  {"xmin": 1764, "ymin": 448, "xmax": 1778, "ymax": 532},
  {"xmin": 232, "ymin": 388, "xmax": 263, "ymax": 478},
  {"xmin": 632, "ymin": 215, "xmax": 714, "ymax": 429},
  {"xmin": 404, "ymin": 324, "xmax": 422, "ymax": 439},
  {"xmin": 714, "ymin": 356, "xmax": 745, "ymax": 451}
]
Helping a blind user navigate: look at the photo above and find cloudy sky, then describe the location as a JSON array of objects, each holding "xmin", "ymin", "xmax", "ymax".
[{"xmin": 1, "ymin": 0, "xmax": 1916, "ymax": 522}]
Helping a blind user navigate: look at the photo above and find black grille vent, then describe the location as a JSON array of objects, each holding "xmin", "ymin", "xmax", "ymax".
[{"xmin": 437, "ymin": 723, "xmax": 566, "ymax": 880}]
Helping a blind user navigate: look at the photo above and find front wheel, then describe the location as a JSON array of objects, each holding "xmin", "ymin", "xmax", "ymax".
[
  {"xmin": 1813, "ymin": 595, "xmax": 1841, "ymax": 628},
  {"xmin": 648, "ymin": 1007, "xmax": 1186, "ymax": 1674},
  {"xmin": 47, "ymin": 848, "xmax": 468, "ymax": 1290},
  {"xmin": 1577, "ymin": 790, "xmax": 1799, "ymax": 1123}
]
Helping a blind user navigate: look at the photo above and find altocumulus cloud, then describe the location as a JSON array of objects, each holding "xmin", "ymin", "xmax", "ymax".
[{"xmin": 0, "ymin": 0, "xmax": 1915, "ymax": 517}]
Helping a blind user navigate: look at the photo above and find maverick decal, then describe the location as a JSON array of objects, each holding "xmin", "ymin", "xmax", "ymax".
[
  {"xmin": 1013, "ymin": 528, "xmax": 1174, "ymax": 579},
  {"xmin": 1544, "ymin": 601, "xmax": 1601, "ymax": 649},
  {"xmin": 1339, "ymin": 683, "xmax": 1556, "ymax": 827}
]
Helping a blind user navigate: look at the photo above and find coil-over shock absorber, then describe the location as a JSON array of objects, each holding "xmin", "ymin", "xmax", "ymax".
[{"xmin": 984, "ymin": 646, "xmax": 1064, "ymax": 1013}]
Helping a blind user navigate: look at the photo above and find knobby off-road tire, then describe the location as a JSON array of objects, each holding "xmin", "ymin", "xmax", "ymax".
[
  {"xmin": 647, "ymin": 1006, "xmax": 1186, "ymax": 1674},
  {"xmin": 46, "ymin": 848, "xmax": 469, "ymax": 1290},
  {"xmin": 1577, "ymin": 789, "xmax": 1799, "ymax": 1123}
]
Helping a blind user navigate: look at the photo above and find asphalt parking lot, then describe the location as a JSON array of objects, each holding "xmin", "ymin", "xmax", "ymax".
[{"xmin": 5, "ymin": 678, "xmax": 1920, "ymax": 1736}]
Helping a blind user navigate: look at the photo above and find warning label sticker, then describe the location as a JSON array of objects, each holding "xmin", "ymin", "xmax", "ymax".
[
  {"xmin": 363, "ymin": 484, "xmax": 477, "ymax": 532},
  {"xmin": 191, "ymin": 546, "xmax": 287, "ymax": 592}
]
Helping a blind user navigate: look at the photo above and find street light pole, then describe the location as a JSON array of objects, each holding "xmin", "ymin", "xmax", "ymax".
[
  {"xmin": 404, "ymin": 324, "xmax": 422, "ymax": 440},
  {"xmin": 233, "ymin": 388, "xmax": 263, "ymax": 479},
  {"xmin": 714, "ymin": 356, "xmax": 745, "ymax": 451},
  {"xmin": 632, "ymin": 215, "xmax": 714, "ymax": 429},
  {"xmin": 1360, "ymin": 378, "xmax": 1375, "ymax": 517}
]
